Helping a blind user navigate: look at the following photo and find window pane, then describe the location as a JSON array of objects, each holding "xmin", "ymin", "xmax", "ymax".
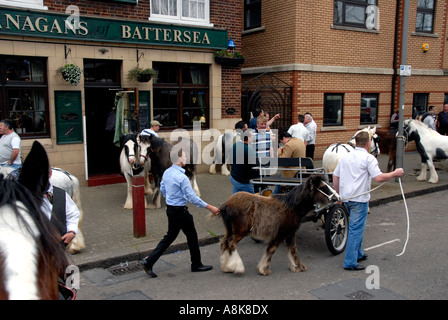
[
  {"xmin": 334, "ymin": 1, "xmax": 343, "ymax": 24},
  {"xmin": 345, "ymin": 5, "xmax": 365, "ymax": 24},
  {"xmin": 360, "ymin": 94, "xmax": 378, "ymax": 124},
  {"xmin": 9, "ymin": 88, "xmax": 46, "ymax": 133},
  {"xmin": 245, "ymin": 0, "xmax": 261, "ymax": 29},
  {"xmin": 153, "ymin": 89, "xmax": 179, "ymax": 127},
  {"xmin": 324, "ymin": 94, "xmax": 343, "ymax": 126},
  {"xmin": 182, "ymin": 89, "xmax": 207, "ymax": 127},
  {"xmin": 182, "ymin": 65, "xmax": 207, "ymax": 84},
  {"xmin": 417, "ymin": 0, "xmax": 434, "ymax": 9}
]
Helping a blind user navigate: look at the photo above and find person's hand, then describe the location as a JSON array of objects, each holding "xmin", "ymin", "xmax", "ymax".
[
  {"xmin": 394, "ymin": 168, "xmax": 404, "ymax": 177},
  {"xmin": 62, "ymin": 231, "xmax": 76, "ymax": 244},
  {"xmin": 207, "ymin": 205, "xmax": 220, "ymax": 216}
]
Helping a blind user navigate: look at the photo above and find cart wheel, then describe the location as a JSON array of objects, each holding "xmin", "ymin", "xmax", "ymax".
[{"xmin": 324, "ymin": 204, "xmax": 349, "ymax": 255}]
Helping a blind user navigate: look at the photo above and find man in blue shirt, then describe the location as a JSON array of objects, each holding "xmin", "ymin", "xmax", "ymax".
[{"xmin": 140, "ymin": 150, "xmax": 220, "ymax": 278}]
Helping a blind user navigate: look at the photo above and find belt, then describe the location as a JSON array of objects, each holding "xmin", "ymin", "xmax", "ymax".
[{"xmin": 167, "ymin": 205, "xmax": 187, "ymax": 209}]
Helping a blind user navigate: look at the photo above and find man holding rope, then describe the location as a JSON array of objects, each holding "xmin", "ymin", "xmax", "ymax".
[{"xmin": 333, "ymin": 131, "xmax": 404, "ymax": 271}]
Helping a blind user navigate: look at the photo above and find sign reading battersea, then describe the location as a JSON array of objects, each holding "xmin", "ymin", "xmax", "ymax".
[{"xmin": 0, "ymin": 8, "xmax": 227, "ymax": 49}]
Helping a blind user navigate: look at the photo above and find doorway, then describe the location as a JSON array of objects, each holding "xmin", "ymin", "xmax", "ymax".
[
  {"xmin": 83, "ymin": 58, "xmax": 122, "ymax": 178},
  {"xmin": 85, "ymin": 87, "xmax": 121, "ymax": 176}
]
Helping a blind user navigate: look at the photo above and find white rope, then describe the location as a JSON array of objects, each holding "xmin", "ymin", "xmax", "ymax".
[
  {"xmin": 340, "ymin": 182, "xmax": 386, "ymax": 201},
  {"xmin": 396, "ymin": 177, "xmax": 410, "ymax": 256},
  {"xmin": 338, "ymin": 178, "xmax": 410, "ymax": 256}
]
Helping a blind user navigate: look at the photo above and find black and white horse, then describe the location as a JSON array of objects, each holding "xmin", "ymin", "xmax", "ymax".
[
  {"xmin": 0, "ymin": 141, "xmax": 70, "ymax": 299},
  {"xmin": 0, "ymin": 166, "xmax": 85, "ymax": 255},
  {"xmin": 403, "ymin": 119, "xmax": 448, "ymax": 183},
  {"xmin": 119, "ymin": 133, "xmax": 152, "ymax": 209},
  {"xmin": 138, "ymin": 134, "xmax": 200, "ymax": 209},
  {"xmin": 322, "ymin": 126, "xmax": 380, "ymax": 174},
  {"xmin": 208, "ymin": 132, "xmax": 239, "ymax": 176}
]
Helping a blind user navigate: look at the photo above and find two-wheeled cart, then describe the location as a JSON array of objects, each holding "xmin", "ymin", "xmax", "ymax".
[{"xmin": 250, "ymin": 157, "xmax": 349, "ymax": 255}]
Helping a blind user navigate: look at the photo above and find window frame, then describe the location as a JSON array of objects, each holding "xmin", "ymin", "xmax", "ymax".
[
  {"xmin": 415, "ymin": 0, "xmax": 436, "ymax": 33},
  {"xmin": 360, "ymin": 93, "xmax": 379, "ymax": 125},
  {"xmin": 244, "ymin": 0, "xmax": 262, "ymax": 31},
  {"xmin": 152, "ymin": 62, "xmax": 210, "ymax": 130},
  {"xmin": 0, "ymin": 0, "xmax": 48, "ymax": 10},
  {"xmin": 333, "ymin": 0, "xmax": 378, "ymax": 29},
  {"xmin": 149, "ymin": 0, "xmax": 212, "ymax": 27},
  {"xmin": 413, "ymin": 93, "xmax": 429, "ymax": 119},
  {"xmin": 323, "ymin": 93, "xmax": 344, "ymax": 127},
  {"xmin": 0, "ymin": 55, "xmax": 50, "ymax": 138}
]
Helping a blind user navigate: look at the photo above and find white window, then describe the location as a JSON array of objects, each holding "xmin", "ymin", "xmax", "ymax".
[
  {"xmin": 0, "ymin": 0, "xmax": 48, "ymax": 10},
  {"xmin": 149, "ymin": 0, "xmax": 212, "ymax": 27}
]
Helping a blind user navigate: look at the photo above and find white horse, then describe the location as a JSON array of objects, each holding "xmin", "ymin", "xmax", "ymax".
[
  {"xmin": 403, "ymin": 119, "xmax": 448, "ymax": 183},
  {"xmin": 208, "ymin": 131, "xmax": 239, "ymax": 176},
  {"xmin": 322, "ymin": 126, "xmax": 379, "ymax": 174},
  {"xmin": 0, "ymin": 165, "xmax": 85, "ymax": 255},
  {"xmin": 119, "ymin": 133, "xmax": 152, "ymax": 209}
]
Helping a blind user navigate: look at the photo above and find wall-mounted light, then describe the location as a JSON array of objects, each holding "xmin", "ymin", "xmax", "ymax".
[
  {"xmin": 422, "ymin": 43, "xmax": 429, "ymax": 53},
  {"xmin": 98, "ymin": 48, "xmax": 109, "ymax": 54}
]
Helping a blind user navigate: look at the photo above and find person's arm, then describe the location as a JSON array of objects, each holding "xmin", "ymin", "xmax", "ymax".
[
  {"xmin": 373, "ymin": 168, "xmax": 404, "ymax": 183},
  {"xmin": 8, "ymin": 148, "xmax": 19, "ymax": 164},
  {"xmin": 62, "ymin": 193, "xmax": 80, "ymax": 244},
  {"xmin": 333, "ymin": 175, "xmax": 340, "ymax": 194},
  {"xmin": 267, "ymin": 113, "xmax": 280, "ymax": 127}
]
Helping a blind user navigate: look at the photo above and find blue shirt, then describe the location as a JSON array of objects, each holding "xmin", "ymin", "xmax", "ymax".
[{"xmin": 160, "ymin": 164, "xmax": 207, "ymax": 208}]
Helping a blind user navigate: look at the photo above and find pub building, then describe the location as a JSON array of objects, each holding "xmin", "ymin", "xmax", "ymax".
[{"xmin": 0, "ymin": 0, "xmax": 243, "ymax": 186}]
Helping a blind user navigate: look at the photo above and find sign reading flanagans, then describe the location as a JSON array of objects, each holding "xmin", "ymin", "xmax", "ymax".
[{"xmin": 0, "ymin": 7, "xmax": 228, "ymax": 49}]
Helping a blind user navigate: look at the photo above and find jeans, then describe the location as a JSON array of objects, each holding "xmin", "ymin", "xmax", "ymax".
[
  {"xmin": 230, "ymin": 176, "xmax": 254, "ymax": 194},
  {"xmin": 343, "ymin": 201, "xmax": 369, "ymax": 268}
]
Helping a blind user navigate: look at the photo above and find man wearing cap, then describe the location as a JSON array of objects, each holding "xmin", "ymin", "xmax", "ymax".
[{"xmin": 141, "ymin": 120, "xmax": 162, "ymax": 137}]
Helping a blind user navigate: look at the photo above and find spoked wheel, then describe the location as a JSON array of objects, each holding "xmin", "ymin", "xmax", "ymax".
[{"xmin": 324, "ymin": 204, "xmax": 349, "ymax": 255}]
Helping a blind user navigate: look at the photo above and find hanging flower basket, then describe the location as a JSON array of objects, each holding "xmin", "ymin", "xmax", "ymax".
[
  {"xmin": 214, "ymin": 56, "xmax": 245, "ymax": 66},
  {"xmin": 214, "ymin": 49, "xmax": 245, "ymax": 66},
  {"xmin": 57, "ymin": 64, "xmax": 82, "ymax": 86},
  {"xmin": 127, "ymin": 67, "xmax": 158, "ymax": 83}
]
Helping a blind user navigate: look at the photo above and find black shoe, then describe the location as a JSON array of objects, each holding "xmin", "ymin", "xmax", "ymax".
[
  {"xmin": 344, "ymin": 265, "xmax": 366, "ymax": 271},
  {"xmin": 357, "ymin": 254, "xmax": 368, "ymax": 262},
  {"xmin": 140, "ymin": 259, "xmax": 157, "ymax": 278},
  {"xmin": 191, "ymin": 264, "xmax": 213, "ymax": 272}
]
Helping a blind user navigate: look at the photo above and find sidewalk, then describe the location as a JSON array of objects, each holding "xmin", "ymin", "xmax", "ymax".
[{"xmin": 69, "ymin": 151, "xmax": 448, "ymax": 270}]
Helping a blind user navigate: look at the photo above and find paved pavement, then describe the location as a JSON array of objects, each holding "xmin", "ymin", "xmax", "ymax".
[{"xmin": 68, "ymin": 151, "xmax": 448, "ymax": 271}]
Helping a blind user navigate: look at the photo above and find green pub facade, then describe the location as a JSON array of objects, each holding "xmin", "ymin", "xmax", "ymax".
[{"xmin": 0, "ymin": 1, "xmax": 243, "ymax": 186}]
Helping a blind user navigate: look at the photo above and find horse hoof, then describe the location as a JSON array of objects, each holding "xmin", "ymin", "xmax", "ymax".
[
  {"xmin": 290, "ymin": 264, "xmax": 307, "ymax": 273},
  {"xmin": 257, "ymin": 268, "xmax": 271, "ymax": 276}
]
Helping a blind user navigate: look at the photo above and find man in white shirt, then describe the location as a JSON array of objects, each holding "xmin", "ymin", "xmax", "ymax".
[
  {"xmin": 0, "ymin": 119, "xmax": 22, "ymax": 168},
  {"xmin": 304, "ymin": 113, "xmax": 317, "ymax": 159},
  {"xmin": 333, "ymin": 131, "xmax": 404, "ymax": 271},
  {"xmin": 287, "ymin": 114, "xmax": 309, "ymax": 144}
]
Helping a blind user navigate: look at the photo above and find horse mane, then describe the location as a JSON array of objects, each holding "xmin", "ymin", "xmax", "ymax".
[
  {"xmin": 272, "ymin": 175, "xmax": 326, "ymax": 217},
  {"xmin": 0, "ymin": 175, "xmax": 68, "ymax": 277}
]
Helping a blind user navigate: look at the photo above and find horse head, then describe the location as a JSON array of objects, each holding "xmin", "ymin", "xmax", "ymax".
[
  {"xmin": 349, "ymin": 126, "xmax": 380, "ymax": 157},
  {"xmin": 122, "ymin": 133, "xmax": 139, "ymax": 166},
  {"xmin": 137, "ymin": 133, "xmax": 152, "ymax": 166}
]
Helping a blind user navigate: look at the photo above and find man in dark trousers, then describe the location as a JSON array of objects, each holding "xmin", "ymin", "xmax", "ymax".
[{"xmin": 140, "ymin": 148, "xmax": 220, "ymax": 278}]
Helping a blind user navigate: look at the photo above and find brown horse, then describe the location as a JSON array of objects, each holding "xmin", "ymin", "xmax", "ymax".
[
  {"xmin": 376, "ymin": 129, "xmax": 397, "ymax": 172},
  {"xmin": 217, "ymin": 175, "xmax": 339, "ymax": 276}
]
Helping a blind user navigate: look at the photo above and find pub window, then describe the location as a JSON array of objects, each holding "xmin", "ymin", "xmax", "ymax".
[
  {"xmin": 83, "ymin": 59, "xmax": 121, "ymax": 87},
  {"xmin": 324, "ymin": 93, "xmax": 344, "ymax": 126},
  {"xmin": 334, "ymin": 0, "xmax": 378, "ymax": 29},
  {"xmin": 244, "ymin": 0, "xmax": 262, "ymax": 30},
  {"xmin": 153, "ymin": 62, "xmax": 209, "ymax": 129},
  {"xmin": 149, "ymin": 0, "xmax": 211, "ymax": 26},
  {"xmin": 416, "ymin": 0, "xmax": 435, "ymax": 33},
  {"xmin": 0, "ymin": 55, "xmax": 49, "ymax": 137},
  {"xmin": 413, "ymin": 93, "xmax": 428, "ymax": 119},
  {"xmin": 360, "ymin": 93, "xmax": 379, "ymax": 124}
]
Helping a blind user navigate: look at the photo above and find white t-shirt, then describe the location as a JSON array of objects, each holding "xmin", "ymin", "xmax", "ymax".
[
  {"xmin": 287, "ymin": 123, "xmax": 309, "ymax": 142},
  {"xmin": 333, "ymin": 147, "xmax": 382, "ymax": 203}
]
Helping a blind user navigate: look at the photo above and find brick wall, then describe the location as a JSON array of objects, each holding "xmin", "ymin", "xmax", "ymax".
[{"xmin": 242, "ymin": 0, "xmax": 448, "ymax": 159}]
